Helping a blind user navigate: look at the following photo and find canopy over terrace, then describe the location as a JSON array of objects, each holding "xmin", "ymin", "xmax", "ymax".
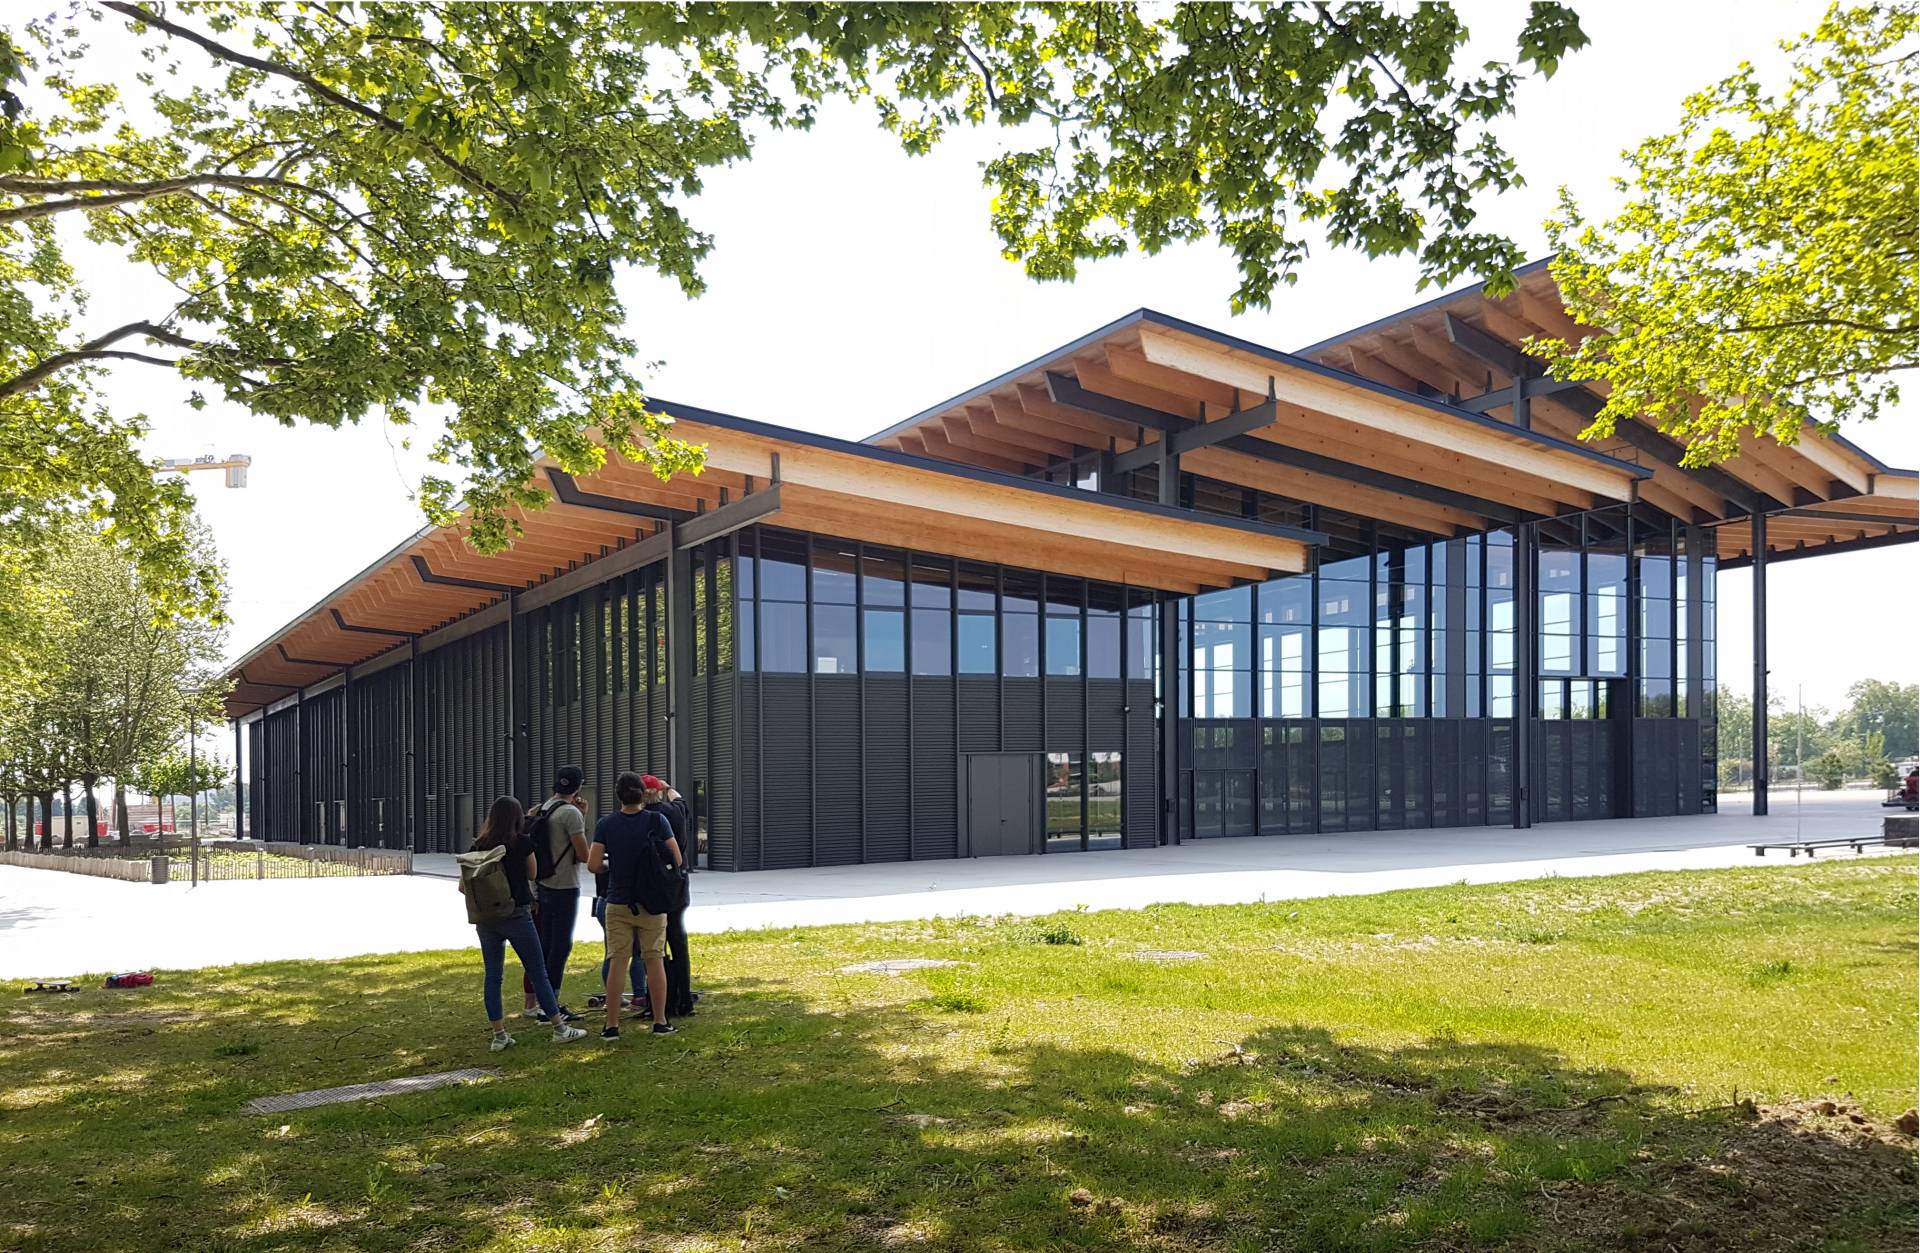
[{"xmin": 220, "ymin": 405, "xmax": 1321, "ymax": 719}]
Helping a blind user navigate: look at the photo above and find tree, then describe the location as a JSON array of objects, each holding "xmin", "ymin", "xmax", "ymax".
[
  {"xmin": 130, "ymin": 747, "xmax": 227, "ymax": 837},
  {"xmin": 38, "ymin": 525, "xmax": 228, "ymax": 845},
  {"xmin": 1835, "ymin": 678, "xmax": 1918, "ymax": 760},
  {"xmin": 0, "ymin": 1, "xmax": 1589, "ymax": 591},
  {"xmin": 1535, "ymin": 4, "xmax": 1916, "ymax": 466},
  {"xmin": 1811, "ymin": 749, "xmax": 1847, "ymax": 790}
]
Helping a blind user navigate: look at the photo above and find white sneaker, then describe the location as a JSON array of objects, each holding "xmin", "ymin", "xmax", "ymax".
[
  {"xmin": 520, "ymin": 1008, "xmax": 541, "ymax": 1019},
  {"xmin": 489, "ymin": 1031, "xmax": 516, "ymax": 1052},
  {"xmin": 552, "ymin": 1024, "xmax": 587, "ymax": 1043}
]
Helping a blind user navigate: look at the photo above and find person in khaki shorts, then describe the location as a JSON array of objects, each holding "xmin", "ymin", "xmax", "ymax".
[{"xmin": 587, "ymin": 771, "xmax": 682, "ymax": 1038}]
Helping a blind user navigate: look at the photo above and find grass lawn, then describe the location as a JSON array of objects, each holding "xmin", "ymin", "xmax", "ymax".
[{"xmin": 3, "ymin": 858, "xmax": 1915, "ymax": 1252}]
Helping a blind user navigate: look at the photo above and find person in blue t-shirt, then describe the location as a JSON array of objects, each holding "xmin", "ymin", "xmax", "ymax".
[{"xmin": 587, "ymin": 771, "xmax": 682, "ymax": 1039}]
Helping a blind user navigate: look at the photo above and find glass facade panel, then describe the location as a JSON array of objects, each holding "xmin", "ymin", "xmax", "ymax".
[
  {"xmin": 814, "ymin": 604, "xmax": 856, "ymax": 674},
  {"xmin": 957, "ymin": 614, "xmax": 995, "ymax": 674},
  {"xmin": 864, "ymin": 609, "xmax": 904, "ymax": 672}
]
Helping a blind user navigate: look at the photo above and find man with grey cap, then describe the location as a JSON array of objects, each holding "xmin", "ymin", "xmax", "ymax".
[{"xmin": 524, "ymin": 764, "xmax": 590, "ymax": 1023}]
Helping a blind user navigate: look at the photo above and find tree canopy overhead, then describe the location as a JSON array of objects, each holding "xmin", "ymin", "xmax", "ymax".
[
  {"xmin": 1536, "ymin": 3, "xmax": 1917, "ymax": 466},
  {"xmin": 0, "ymin": 1, "xmax": 1587, "ymax": 594}
]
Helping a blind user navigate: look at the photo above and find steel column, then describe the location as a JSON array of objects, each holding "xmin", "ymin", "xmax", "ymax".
[
  {"xmin": 410, "ymin": 636, "xmax": 428, "ymax": 850},
  {"xmin": 1514, "ymin": 523, "xmax": 1536, "ymax": 829},
  {"xmin": 665, "ymin": 526, "xmax": 697, "ymax": 802},
  {"xmin": 1158, "ymin": 592, "xmax": 1180, "ymax": 844},
  {"xmin": 233, "ymin": 719, "xmax": 245, "ymax": 840},
  {"xmin": 1752, "ymin": 510, "xmax": 1769, "ymax": 815}
]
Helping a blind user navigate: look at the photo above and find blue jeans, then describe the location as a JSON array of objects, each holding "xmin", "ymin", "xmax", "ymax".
[
  {"xmin": 593, "ymin": 895, "xmax": 645, "ymax": 997},
  {"xmin": 536, "ymin": 885, "xmax": 579, "ymax": 998},
  {"xmin": 478, "ymin": 905, "xmax": 561, "ymax": 1023}
]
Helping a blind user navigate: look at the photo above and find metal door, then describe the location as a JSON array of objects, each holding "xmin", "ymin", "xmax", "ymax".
[{"xmin": 965, "ymin": 753, "xmax": 1040, "ymax": 857}]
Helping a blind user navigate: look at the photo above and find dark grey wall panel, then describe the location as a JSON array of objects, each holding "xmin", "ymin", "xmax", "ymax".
[
  {"xmin": 911, "ymin": 678, "xmax": 957, "ymax": 859},
  {"xmin": 863, "ymin": 676, "xmax": 911, "ymax": 863},
  {"xmin": 813, "ymin": 679, "xmax": 862, "ymax": 865},
  {"xmin": 759, "ymin": 676, "xmax": 813, "ymax": 869}
]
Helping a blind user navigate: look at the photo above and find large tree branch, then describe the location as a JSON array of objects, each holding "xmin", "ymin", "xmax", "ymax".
[
  {"xmin": 1729, "ymin": 317, "xmax": 1919, "ymax": 337},
  {"xmin": 101, "ymin": 2, "xmax": 524, "ymax": 211},
  {"xmin": 0, "ymin": 321, "xmax": 205, "ymax": 399},
  {"xmin": 0, "ymin": 173, "xmax": 340, "ymax": 225}
]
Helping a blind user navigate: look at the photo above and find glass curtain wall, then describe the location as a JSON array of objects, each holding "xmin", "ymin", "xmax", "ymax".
[{"xmin": 1179, "ymin": 501, "xmax": 1706, "ymax": 836}]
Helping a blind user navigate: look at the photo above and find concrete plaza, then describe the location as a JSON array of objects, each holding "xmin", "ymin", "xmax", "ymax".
[{"xmin": 2, "ymin": 790, "xmax": 1907, "ymax": 980}]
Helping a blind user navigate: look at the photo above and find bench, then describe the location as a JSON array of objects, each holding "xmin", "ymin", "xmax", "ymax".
[{"xmin": 1751, "ymin": 834, "xmax": 1916, "ymax": 858}]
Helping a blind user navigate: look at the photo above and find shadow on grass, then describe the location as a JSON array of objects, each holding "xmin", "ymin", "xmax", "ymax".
[{"xmin": 2, "ymin": 956, "xmax": 1914, "ymax": 1253}]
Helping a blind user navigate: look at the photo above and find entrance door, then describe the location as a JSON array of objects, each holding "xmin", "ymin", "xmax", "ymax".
[{"xmin": 965, "ymin": 753, "xmax": 1040, "ymax": 857}]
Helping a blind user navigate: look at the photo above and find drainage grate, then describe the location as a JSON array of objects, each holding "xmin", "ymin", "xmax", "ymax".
[
  {"xmin": 245, "ymin": 1068, "xmax": 500, "ymax": 1115},
  {"xmin": 837, "ymin": 959, "xmax": 962, "ymax": 976}
]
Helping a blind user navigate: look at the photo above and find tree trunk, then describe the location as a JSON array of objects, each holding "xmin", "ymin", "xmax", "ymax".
[
  {"xmin": 4, "ymin": 798, "xmax": 14, "ymax": 851},
  {"xmin": 27, "ymin": 794, "xmax": 41, "ymax": 850},
  {"xmin": 62, "ymin": 783, "xmax": 74, "ymax": 849},
  {"xmin": 83, "ymin": 779, "xmax": 100, "ymax": 849},
  {"xmin": 115, "ymin": 781, "xmax": 130, "ymax": 843},
  {"xmin": 39, "ymin": 792, "xmax": 55, "ymax": 851}
]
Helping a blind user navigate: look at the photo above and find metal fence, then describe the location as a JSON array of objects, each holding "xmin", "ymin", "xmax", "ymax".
[{"xmin": 0, "ymin": 839, "xmax": 412, "ymax": 884}]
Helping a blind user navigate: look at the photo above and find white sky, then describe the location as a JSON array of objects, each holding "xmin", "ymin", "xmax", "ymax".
[{"xmin": 66, "ymin": 0, "xmax": 1915, "ymax": 725}]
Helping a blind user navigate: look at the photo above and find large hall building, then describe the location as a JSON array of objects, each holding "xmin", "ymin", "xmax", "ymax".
[{"xmin": 221, "ymin": 264, "xmax": 1918, "ymax": 867}]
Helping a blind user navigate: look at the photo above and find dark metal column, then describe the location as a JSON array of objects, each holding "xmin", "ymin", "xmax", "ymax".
[
  {"xmin": 1159, "ymin": 591, "xmax": 1181, "ymax": 844},
  {"xmin": 1157, "ymin": 439, "xmax": 1179, "ymax": 508},
  {"xmin": 506, "ymin": 591, "xmax": 526, "ymax": 802},
  {"xmin": 666, "ymin": 526, "xmax": 697, "ymax": 803},
  {"xmin": 340, "ymin": 672, "xmax": 353, "ymax": 846},
  {"xmin": 233, "ymin": 719, "xmax": 245, "ymax": 840},
  {"xmin": 1752, "ymin": 510, "xmax": 1769, "ymax": 816},
  {"xmin": 409, "ymin": 637, "xmax": 427, "ymax": 851},
  {"xmin": 1514, "ymin": 523, "xmax": 1536, "ymax": 830},
  {"xmin": 293, "ymin": 688, "xmax": 306, "ymax": 842}
]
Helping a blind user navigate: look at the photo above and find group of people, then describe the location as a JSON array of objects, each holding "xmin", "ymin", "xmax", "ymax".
[{"xmin": 455, "ymin": 764, "xmax": 693, "ymax": 1049}]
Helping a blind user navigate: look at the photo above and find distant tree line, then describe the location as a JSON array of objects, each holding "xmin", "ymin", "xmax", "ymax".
[{"xmin": 1717, "ymin": 679, "xmax": 1919, "ymax": 790}]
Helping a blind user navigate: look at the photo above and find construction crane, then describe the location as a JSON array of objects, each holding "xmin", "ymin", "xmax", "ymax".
[{"xmin": 155, "ymin": 453, "xmax": 252, "ymax": 488}]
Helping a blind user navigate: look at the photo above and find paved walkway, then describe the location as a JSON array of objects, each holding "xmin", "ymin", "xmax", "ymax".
[{"xmin": 2, "ymin": 791, "xmax": 1906, "ymax": 979}]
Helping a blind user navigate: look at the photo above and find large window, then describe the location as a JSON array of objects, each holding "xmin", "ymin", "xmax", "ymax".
[
  {"xmin": 958, "ymin": 563, "xmax": 996, "ymax": 675},
  {"xmin": 1259, "ymin": 576, "xmax": 1310, "ymax": 719},
  {"xmin": 758, "ymin": 531, "xmax": 807, "ymax": 673},
  {"xmin": 1045, "ymin": 578, "xmax": 1083, "ymax": 677},
  {"xmin": 863, "ymin": 547, "xmax": 906, "ymax": 672},
  {"xmin": 1003, "ymin": 570, "xmax": 1040, "ymax": 677},
  {"xmin": 813, "ymin": 542, "xmax": 857, "ymax": 674},
  {"xmin": 1045, "ymin": 752, "xmax": 1083, "ymax": 850},
  {"xmin": 1191, "ymin": 586, "xmax": 1251, "ymax": 717},
  {"xmin": 1088, "ymin": 752, "xmax": 1122, "ymax": 849},
  {"xmin": 911, "ymin": 557, "xmax": 952, "ymax": 676}
]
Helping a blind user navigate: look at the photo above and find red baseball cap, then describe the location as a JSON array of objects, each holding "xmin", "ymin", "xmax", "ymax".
[{"xmin": 641, "ymin": 775, "xmax": 666, "ymax": 790}]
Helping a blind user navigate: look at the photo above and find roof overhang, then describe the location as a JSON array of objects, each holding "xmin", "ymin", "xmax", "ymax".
[{"xmin": 221, "ymin": 401, "xmax": 1321, "ymax": 719}]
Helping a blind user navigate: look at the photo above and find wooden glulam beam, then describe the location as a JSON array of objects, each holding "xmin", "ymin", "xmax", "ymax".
[
  {"xmin": 1135, "ymin": 325, "xmax": 1640, "ymax": 502},
  {"xmin": 671, "ymin": 421, "xmax": 1314, "ymax": 574}
]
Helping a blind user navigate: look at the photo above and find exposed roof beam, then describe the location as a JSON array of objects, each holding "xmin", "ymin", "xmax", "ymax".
[
  {"xmin": 675, "ymin": 482, "xmax": 784, "ymax": 549},
  {"xmin": 1548, "ymin": 388, "xmax": 1782, "ymax": 514},
  {"xmin": 1443, "ymin": 312, "xmax": 1528, "ymax": 377},
  {"xmin": 409, "ymin": 555, "xmax": 517, "ymax": 595},
  {"xmin": 328, "ymin": 608, "xmax": 412, "ymax": 638},
  {"xmin": 1457, "ymin": 374, "xmax": 1587, "ymax": 413},
  {"xmin": 1054, "ymin": 371, "xmax": 1527, "ymax": 523},
  {"xmin": 545, "ymin": 468, "xmax": 689, "ymax": 521},
  {"xmin": 1109, "ymin": 397, "xmax": 1280, "ymax": 474}
]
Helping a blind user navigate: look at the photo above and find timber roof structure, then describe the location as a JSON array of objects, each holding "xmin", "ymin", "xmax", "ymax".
[{"xmin": 222, "ymin": 268, "xmax": 1916, "ymax": 719}]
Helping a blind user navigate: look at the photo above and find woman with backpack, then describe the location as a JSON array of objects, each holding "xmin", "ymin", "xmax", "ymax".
[
  {"xmin": 456, "ymin": 795, "xmax": 588, "ymax": 1052},
  {"xmin": 587, "ymin": 771, "xmax": 683, "ymax": 1039}
]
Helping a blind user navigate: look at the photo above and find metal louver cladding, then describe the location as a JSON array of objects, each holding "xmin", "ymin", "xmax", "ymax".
[
  {"xmin": 253, "ymin": 704, "xmax": 300, "ymax": 841},
  {"xmin": 1001, "ymin": 677, "xmax": 1042, "ymax": 751},
  {"xmin": 813, "ymin": 679, "xmax": 861, "ymax": 865},
  {"xmin": 347, "ymin": 661, "xmax": 411, "ymax": 848},
  {"xmin": 758, "ymin": 676, "xmax": 812, "ymax": 868},
  {"xmin": 300, "ymin": 687, "xmax": 346, "ymax": 844},
  {"xmin": 910, "ymin": 677, "xmax": 957, "ymax": 859},
  {"xmin": 422, "ymin": 623, "xmax": 510, "ymax": 852},
  {"xmin": 861, "ymin": 675, "xmax": 910, "ymax": 862},
  {"xmin": 731, "ymin": 678, "xmax": 759, "ymax": 872},
  {"xmin": 1044, "ymin": 679, "xmax": 1083, "ymax": 749},
  {"xmin": 706, "ymin": 672, "xmax": 734, "ymax": 869},
  {"xmin": 1344, "ymin": 717, "xmax": 1375, "ymax": 831},
  {"xmin": 1123, "ymin": 678, "xmax": 1158, "ymax": 848},
  {"xmin": 956, "ymin": 676, "xmax": 999, "ymax": 753}
]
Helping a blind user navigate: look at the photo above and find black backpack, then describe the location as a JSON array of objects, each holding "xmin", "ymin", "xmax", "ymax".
[
  {"xmin": 523, "ymin": 800, "xmax": 575, "ymax": 882},
  {"xmin": 615, "ymin": 810, "xmax": 678, "ymax": 915}
]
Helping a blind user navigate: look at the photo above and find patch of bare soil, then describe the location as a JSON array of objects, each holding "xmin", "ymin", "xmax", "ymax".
[{"xmin": 1527, "ymin": 1099, "xmax": 1918, "ymax": 1253}]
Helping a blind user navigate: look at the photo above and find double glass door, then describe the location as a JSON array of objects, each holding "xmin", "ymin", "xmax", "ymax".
[{"xmin": 1190, "ymin": 770, "xmax": 1255, "ymax": 839}]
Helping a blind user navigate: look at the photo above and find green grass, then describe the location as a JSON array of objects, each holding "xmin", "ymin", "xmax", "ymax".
[{"xmin": 4, "ymin": 859, "xmax": 1915, "ymax": 1251}]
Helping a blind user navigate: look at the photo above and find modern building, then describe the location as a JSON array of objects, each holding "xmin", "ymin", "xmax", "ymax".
[{"xmin": 222, "ymin": 264, "xmax": 1917, "ymax": 866}]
